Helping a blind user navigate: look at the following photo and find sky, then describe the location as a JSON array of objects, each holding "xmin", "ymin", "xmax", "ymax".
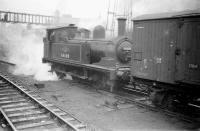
[
  {"xmin": 0, "ymin": 0, "xmax": 200, "ymax": 29},
  {"xmin": 0, "ymin": 0, "xmax": 108, "ymax": 18},
  {"xmin": 0, "ymin": 0, "xmax": 200, "ymax": 19}
]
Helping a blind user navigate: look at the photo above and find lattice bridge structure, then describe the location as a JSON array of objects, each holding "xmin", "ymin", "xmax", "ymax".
[{"xmin": 0, "ymin": 10, "xmax": 55, "ymax": 25}]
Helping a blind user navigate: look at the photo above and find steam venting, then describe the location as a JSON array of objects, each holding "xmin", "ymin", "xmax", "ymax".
[{"xmin": 0, "ymin": 23, "xmax": 58, "ymax": 81}]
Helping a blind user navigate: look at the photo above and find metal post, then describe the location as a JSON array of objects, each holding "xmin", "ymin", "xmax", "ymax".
[
  {"xmin": 41, "ymin": 16, "xmax": 43, "ymax": 24},
  {"xmin": 38, "ymin": 16, "xmax": 40, "ymax": 24},
  {"xmin": 17, "ymin": 13, "xmax": 19, "ymax": 22},
  {"xmin": 24, "ymin": 14, "xmax": 26, "ymax": 23},
  {"xmin": 22, "ymin": 14, "xmax": 23, "ymax": 23},
  {"xmin": 14, "ymin": 13, "xmax": 16, "ymax": 22},
  {"xmin": 35, "ymin": 15, "xmax": 37, "ymax": 24},
  {"xmin": 39, "ymin": 16, "xmax": 41, "ymax": 24},
  {"xmin": 13, "ymin": 13, "xmax": 15, "ymax": 22},
  {"xmin": 10, "ymin": 13, "xmax": 12, "ymax": 22},
  {"xmin": 7, "ymin": 12, "xmax": 10, "ymax": 22},
  {"xmin": 31, "ymin": 15, "xmax": 34, "ymax": 24},
  {"xmin": 0, "ymin": 11, "xmax": 2, "ymax": 22},
  {"xmin": 37, "ymin": 15, "xmax": 39, "ymax": 24},
  {"xmin": 46, "ymin": 17, "xmax": 47, "ymax": 24},
  {"xmin": 28, "ymin": 14, "xmax": 30, "ymax": 23}
]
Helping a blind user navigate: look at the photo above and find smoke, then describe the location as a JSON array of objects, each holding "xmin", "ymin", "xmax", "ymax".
[{"xmin": 0, "ymin": 23, "xmax": 58, "ymax": 81}]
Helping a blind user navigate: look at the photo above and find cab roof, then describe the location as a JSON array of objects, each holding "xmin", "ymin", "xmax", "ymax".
[
  {"xmin": 133, "ymin": 9, "xmax": 200, "ymax": 21},
  {"xmin": 47, "ymin": 24, "xmax": 77, "ymax": 30}
]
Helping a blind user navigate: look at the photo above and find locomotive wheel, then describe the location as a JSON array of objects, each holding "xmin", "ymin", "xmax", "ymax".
[
  {"xmin": 100, "ymin": 77, "xmax": 108, "ymax": 89},
  {"xmin": 95, "ymin": 78, "xmax": 117, "ymax": 92},
  {"xmin": 55, "ymin": 71, "xmax": 66, "ymax": 79},
  {"xmin": 93, "ymin": 76, "xmax": 107, "ymax": 91},
  {"xmin": 72, "ymin": 76, "xmax": 78, "ymax": 81},
  {"xmin": 71, "ymin": 76, "xmax": 83, "ymax": 82},
  {"xmin": 107, "ymin": 80, "xmax": 114, "ymax": 92},
  {"xmin": 106, "ymin": 80, "xmax": 120, "ymax": 92}
]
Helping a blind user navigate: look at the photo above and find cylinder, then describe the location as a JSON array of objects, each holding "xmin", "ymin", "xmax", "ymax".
[{"xmin": 117, "ymin": 18, "xmax": 127, "ymax": 37}]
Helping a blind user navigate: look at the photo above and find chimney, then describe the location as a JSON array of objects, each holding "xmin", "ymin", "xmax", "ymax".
[{"xmin": 117, "ymin": 17, "xmax": 127, "ymax": 37}]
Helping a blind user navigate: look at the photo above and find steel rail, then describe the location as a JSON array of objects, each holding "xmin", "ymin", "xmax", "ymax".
[
  {"xmin": 112, "ymin": 90, "xmax": 200, "ymax": 124},
  {"xmin": 0, "ymin": 108, "xmax": 18, "ymax": 131},
  {"xmin": 0, "ymin": 73, "xmax": 85, "ymax": 131},
  {"xmin": 71, "ymin": 75, "xmax": 200, "ymax": 125}
]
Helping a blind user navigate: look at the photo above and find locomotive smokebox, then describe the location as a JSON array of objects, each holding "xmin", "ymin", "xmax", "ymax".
[{"xmin": 117, "ymin": 18, "xmax": 127, "ymax": 37}]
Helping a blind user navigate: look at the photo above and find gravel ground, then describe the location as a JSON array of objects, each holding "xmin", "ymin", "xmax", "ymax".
[
  {"xmin": 0, "ymin": 63, "xmax": 199, "ymax": 131},
  {"xmin": 15, "ymin": 77, "xmax": 198, "ymax": 131}
]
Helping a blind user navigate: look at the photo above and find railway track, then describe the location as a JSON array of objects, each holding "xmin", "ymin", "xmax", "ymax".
[
  {"xmin": 112, "ymin": 89, "xmax": 200, "ymax": 128},
  {"xmin": 0, "ymin": 60, "xmax": 16, "ymax": 66},
  {"xmin": 1, "ymin": 57, "xmax": 197, "ymax": 130},
  {"xmin": 0, "ymin": 72, "xmax": 87, "ymax": 131},
  {"xmin": 72, "ymin": 78, "xmax": 200, "ymax": 129}
]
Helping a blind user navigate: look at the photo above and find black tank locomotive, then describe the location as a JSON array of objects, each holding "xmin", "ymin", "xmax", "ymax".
[{"xmin": 42, "ymin": 25, "xmax": 132, "ymax": 91}]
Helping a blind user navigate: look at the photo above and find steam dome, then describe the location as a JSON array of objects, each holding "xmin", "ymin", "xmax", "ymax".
[{"xmin": 93, "ymin": 25, "xmax": 105, "ymax": 39}]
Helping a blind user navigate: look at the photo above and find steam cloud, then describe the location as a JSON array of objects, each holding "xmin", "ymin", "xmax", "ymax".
[
  {"xmin": 0, "ymin": 0, "xmax": 199, "ymax": 81},
  {"xmin": 0, "ymin": 23, "xmax": 58, "ymax": 81}
]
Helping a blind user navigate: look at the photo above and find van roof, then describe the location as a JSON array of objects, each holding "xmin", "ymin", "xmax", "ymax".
[{"xmin": 133, "ymin": 9, "xmax": 200, "ymax": 21}]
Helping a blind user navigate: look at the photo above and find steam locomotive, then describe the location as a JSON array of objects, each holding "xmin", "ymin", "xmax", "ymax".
[
  {"xmin": 42, "ymin": 19, "xmax": 132, "ymax": 92},
  {"xmin": 43, "ymin": 9, "xmax": 200, "ymax": 108}
]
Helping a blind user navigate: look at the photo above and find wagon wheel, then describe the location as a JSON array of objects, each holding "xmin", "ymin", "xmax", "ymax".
[
  {"xmin": 150, "ymin": 91, "xmax": 165, "ymax": 107},
  {"xmin": 161, "ymin": 93, "xmax": 176, "ymax": 110}
]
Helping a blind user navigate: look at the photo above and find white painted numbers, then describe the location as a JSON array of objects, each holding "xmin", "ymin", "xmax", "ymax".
[
  {"xmin": 61, "ymin": 47, "xmax": 70, "ymax": 59},
  {"xmin": 61, "ymin": 53, "xmax": 70, "ymax": 59}
]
